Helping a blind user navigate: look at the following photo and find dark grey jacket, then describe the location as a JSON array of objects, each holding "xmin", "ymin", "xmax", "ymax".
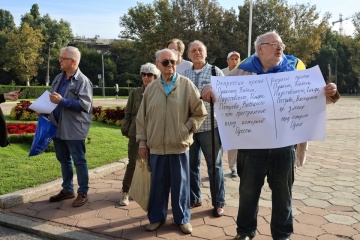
[{"xmin": 49, "ymin": 69, "xmax": 93, "ymax": 140}]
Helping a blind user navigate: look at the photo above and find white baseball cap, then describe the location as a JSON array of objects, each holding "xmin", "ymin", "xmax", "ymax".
[{"xmin": 227, "ymin": 51, "xmax": 240, "ymax": 59}]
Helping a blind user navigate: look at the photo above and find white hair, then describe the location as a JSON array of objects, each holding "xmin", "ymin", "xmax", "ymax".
[
  {"xmin": 60, "ymin": 46, "xmax": 81, "ymax": 64},
  {"xmin": 254, "ymin": 30, "xmax": 281, "ymax": 56},
  {"xmin": 155, "ymin": 48, "xmax": 177, "ymax": 61},
  {"xmin": 140, "ymin": 62, "xmax": 160, "ymax": 78}
]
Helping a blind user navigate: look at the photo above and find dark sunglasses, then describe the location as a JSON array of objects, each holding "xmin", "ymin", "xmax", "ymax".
[
  {"xmin": 141, "ymin": 72, "xmax": 154, "ymax": 77},
  {"xmin": 160, "ymin": 59, "xmax": 176, "ymax": 67}
]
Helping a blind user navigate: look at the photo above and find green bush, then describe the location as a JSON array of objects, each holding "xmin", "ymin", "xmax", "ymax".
[{"xmin": 10, "ymin": 100, "xmax": 38, "ymax": 121}]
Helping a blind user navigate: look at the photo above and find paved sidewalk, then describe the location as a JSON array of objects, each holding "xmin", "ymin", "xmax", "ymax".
[{"xmin": 0, "ymin": 97, "xmax": 359, "ymax": 239}]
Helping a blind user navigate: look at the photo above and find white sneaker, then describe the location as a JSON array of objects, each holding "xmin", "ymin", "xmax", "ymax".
[
  {"xmin": 119, "ymin": 192, "xmax": 129, "ymax": 206},
  {"xmin": 180, "ymin": 223, "xmax": 193, "ymax": 234}
]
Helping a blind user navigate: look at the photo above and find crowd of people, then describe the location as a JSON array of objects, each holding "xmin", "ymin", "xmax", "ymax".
[{"xmin": 1, "ymin": 31, "xmax": 340, "ymax": 240}]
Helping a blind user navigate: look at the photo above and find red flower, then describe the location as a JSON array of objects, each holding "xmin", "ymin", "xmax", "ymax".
[{"xmin": 7, "ymin": 123, "xmax": 37, "ymax": 134}]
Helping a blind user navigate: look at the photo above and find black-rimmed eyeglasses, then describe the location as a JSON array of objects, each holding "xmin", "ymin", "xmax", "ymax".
[
  {"xmin": 160, "ymin": 59, "xmax": 176, "ymax": 67},
  {"xmin": 260, "ymin": 42, "xmax": 286, "ymax": 50},
  {"xmin": 141, "ymin": 72, "xmax": 154, "ymax": 77}
]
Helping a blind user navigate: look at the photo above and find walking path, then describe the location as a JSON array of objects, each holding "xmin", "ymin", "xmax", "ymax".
[{"xmin": 0, "ymin": 97, "xmax": 359, "ymax": 240}]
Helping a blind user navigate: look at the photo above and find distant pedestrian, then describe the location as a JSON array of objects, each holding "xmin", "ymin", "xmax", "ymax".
[{"xmin": 115, "ymin": 83, "xmax": 119, "ymax": 99}]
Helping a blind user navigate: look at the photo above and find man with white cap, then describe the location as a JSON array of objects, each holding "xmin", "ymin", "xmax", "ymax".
[
  {"xmin": 221, "ymin": 51, "xmax": 241, "ymax": 76},
  {"xmin": 221, "ymin": 51, "xmax": 241, "ymax": 178}
]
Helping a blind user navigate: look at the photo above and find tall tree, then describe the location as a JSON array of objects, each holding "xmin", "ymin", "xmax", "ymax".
[
  {"xmin": 284, "ymin": 3, "xmax": 330, "ymax": 64},
  {"xmin": 21, "ymin": 4, "xmax": 42, "ymax": 30},
  {"xmin": 21, "ymin": 4, "xmax": 73, "ymax": 85},
  {"xmin": 0, "ymin": 9, "xmax": 15, "ymax": 31},
  {"xmin": 2, "ymin": 23, "xmax": 45, "ymax": 86}
]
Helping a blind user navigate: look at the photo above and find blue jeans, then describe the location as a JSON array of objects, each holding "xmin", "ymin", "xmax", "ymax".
[
  {"xmin": 53, "ymin": 138, "xmax": 89, "ymax": 194},
  {"xmin": 148, "ymin": 153, "xmax": 190, "ymax": 225},
  {"xmin": 189, "ymin": 128, "xmax": 225, "ymax": 207},
  {"xmin": 236, "ymin": 146, "xmax": 295, "ymax": 239}
]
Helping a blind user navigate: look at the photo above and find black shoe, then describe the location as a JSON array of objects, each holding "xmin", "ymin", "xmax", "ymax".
[
  {"xmin": 234, "ymin": 235, "xmax": 252, "ymax": 240},
  {"xmin": 212, "ymin": 207, "xmax": 224, "ymax": 217},
  {"xmin": 49, "ymin": 190, "xmax": 75, "ymax": 202}
]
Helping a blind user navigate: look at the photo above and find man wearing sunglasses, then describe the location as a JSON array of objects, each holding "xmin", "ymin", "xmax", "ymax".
[
  {"xmin": 201, "ymin": 31, "xmax": 340, "ymax": 240},
  {"xmin": 136, "ymin": 48, "xmax": 207, "ymax": 234},
  {"xmin": 183, "ymin": 40, "xmax": 226, "ymax": 218}
]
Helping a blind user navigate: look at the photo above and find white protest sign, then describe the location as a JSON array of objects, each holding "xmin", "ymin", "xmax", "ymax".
[{"xmin": 211, "ymin": 65, "xmax": 326, "ymax": 150}]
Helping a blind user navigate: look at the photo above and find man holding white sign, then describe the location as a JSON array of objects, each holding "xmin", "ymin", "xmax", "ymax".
[{"xmin": 201, "ymin": 31, "xmax": 339, "ymax": 240}]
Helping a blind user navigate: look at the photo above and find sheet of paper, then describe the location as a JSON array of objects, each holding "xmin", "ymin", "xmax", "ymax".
[
  {"xmin": 29, "ymin": 90, "xmax": 58, "ymax": 114},
  {"xmin": 211, "ymin": 65, "xmax": 326, "ymax": 150}
]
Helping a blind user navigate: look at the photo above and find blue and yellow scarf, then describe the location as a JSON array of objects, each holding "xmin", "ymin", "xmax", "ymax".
[{"xmin": 238, "ymin": 54, "xmax": 305, "ymax": 74}]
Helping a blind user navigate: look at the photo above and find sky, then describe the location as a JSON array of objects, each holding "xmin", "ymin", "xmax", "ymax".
[{"xmin": 0, "ymin": 0, "xmax": 357, "ymax": 39}]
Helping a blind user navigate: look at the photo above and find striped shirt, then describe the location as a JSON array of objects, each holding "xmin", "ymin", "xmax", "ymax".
[{"xmin": 184, "ymin": 63, "xmax": 224, "ymax": 132}]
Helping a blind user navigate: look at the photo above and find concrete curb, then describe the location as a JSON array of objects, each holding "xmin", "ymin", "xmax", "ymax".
[
  {"xmin": 0, "ymin": 159, "xmax": 127, "ymax": 209},
  {"xmin": 0, "ymin": 213, "xmax": 108, "ymax": 240}
]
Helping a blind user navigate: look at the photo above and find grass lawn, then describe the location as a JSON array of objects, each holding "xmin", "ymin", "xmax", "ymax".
[{"xmin": 0, "ymin": 119, "xmax": 128, "ymax": 195}]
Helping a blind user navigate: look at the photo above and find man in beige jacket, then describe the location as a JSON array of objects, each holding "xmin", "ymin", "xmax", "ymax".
[{"xmin": 136, "ymin": 48, "xmax": 207, "ymax": 234}]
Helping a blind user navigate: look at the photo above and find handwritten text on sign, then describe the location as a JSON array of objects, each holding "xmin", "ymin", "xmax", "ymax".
[{"xmin": 211, "ymin": 66, "xmax": 326, "ymax": 151}]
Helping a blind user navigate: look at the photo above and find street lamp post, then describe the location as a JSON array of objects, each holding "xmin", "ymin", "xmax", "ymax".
[
  {"xmin": 46, "ymin": 42, "xmax": 56, "ymax": 86},
  {"xmin": 247, "ymin": 0, "xmax": 253, "ymax": 57},
  {"xmin": 101, "ymin": 53, "xmax": 105, "ymax": 97},
  {"xmin": 98, "ymin": 50, "xmax": 111, "ymax": 97},
  {"xmin": 334, "ymin": 49, "xmax": 338, "ymax": 86}
]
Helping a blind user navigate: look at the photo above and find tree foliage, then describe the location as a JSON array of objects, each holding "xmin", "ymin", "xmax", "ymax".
[
  {"xmin": 2, "ymin": 23, "xmax": 45, "ymax": 86},
  {"xmin": 0, "ymin": 9, "xmax": 15, "ymax": 31}
]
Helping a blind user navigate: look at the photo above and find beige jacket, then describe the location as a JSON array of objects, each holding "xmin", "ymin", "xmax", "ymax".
[
  {"xmin": 228, "ymin": 68, "xmax": 340, "ymax": 167},
  {"xmin": 136, "ymin": 74, "xmax": 207, "ymax": 155}
]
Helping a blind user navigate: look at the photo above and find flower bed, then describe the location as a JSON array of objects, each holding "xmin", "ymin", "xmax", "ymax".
[
  {"xmin": 11, "ymin": 101, "xmax": 126, "ymax": 126},
  {"xmin": 7, "ymin": 123, "xmax": 36, "ymax": 134},
  {"xmin": 6, "ymin": 122, "xmax": 36, "ymax": 144}
]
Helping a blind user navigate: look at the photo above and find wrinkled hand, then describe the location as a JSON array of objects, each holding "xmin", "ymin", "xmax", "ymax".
[
  {"xmin": 138, "ymin": 146, "xmax": 149, "ymax": 160},
  {"xmin": 49, "ymin": 92, "xmax": 62, "ymax": 104},
  {"xmin": 4, "ymin": 90, "xmax": 21, "ymax": 101},
  {"xmin": 201, "ymin": 86, "xmax": 216, "ymax": 103},
  {"xmin": 324, "ymin": 83, "xmax": 337, "ymax": 97}
]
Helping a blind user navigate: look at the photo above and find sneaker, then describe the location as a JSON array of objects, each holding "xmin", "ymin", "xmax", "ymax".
[
  {"xmin": 119, "ymin": 192, "xmax": 129, "ymax": 206},
  {"xmin": 190, "ymin": 202, "xmax": 202, "ymax": 209},
  {"xmin": 213, "ymin": 207, "xmax": 224, "ymax": 217},
  {"xmin": 49, "ymin": 190, "xmax": 75, "ymax": 202},
  {"xmin": 180, "ymin": 223, "xmax": 192, "ymax": 234},
  {"xmin": 72, "ymin": 194, "xmax": 88, "ymax": 207},
  {"xmin": 146, "ymin": 222, "xmax": 165, "ymax": 231},
  {"xmin": 231, "ymin": 170, "xmax": 238, "ymax": 178},
  {"xmin": 234, "ymin": 235, "xmax": 252, "ymax": 240}
]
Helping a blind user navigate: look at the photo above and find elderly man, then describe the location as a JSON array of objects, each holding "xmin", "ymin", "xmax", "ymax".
[
  {"xmin": 183, "ymin": 40, "xmax": 226, "ymax": 217},
  {"xmin": 136, "ymin": 48, "xmax": 207, "ymax": 234},
  {"xmin": 221, "ymin": 51, "xmax": 241, "ymax": 178},
  {"xmin": 221, "ymin": 51, "xmax": 241, "ymax": 75},
  {"xmin": 167, "ymin": 38, "xmax": 193, "ymax": 74},
  {"xmin": 201, "ymin": 31, "xmax": 340, "ymax": 240},
  {"xmin": 48, "ymin": 46, "xmax": 93, "ymax": 208}
]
